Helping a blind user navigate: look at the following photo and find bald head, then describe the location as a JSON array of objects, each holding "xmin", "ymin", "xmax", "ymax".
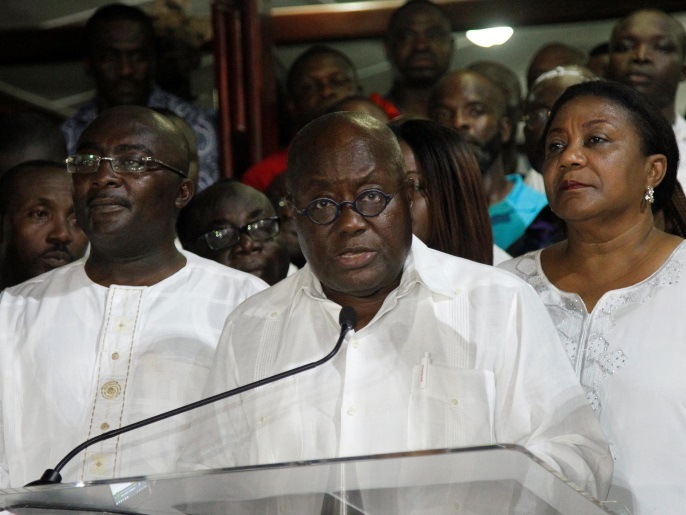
[
  {"xmin": 286, "ymin": 111, "xmax": 405, "ymax": 194},
  {"xmin": 527, "ymin": 43, "xmax": 586, "ymax": 87}
]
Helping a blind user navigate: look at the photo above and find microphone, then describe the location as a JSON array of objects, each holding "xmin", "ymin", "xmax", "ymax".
[{"xmin": 26, "ymin": 306, "xmax": 358, "ymax": 486}]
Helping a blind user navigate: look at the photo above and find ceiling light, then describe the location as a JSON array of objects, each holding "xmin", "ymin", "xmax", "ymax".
[{"xmin": 466, "ymin": 27, "xmax": 514, "ymax": 48}]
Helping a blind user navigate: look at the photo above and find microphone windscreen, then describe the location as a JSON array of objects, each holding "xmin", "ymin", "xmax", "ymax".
[{"xmin": 339, "ymin": 306, "xmax": 358, "ymax": 331}]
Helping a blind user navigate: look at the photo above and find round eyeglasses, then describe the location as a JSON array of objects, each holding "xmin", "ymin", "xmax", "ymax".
[
  {"xmin": 66, "ymin": 154, "xmax": 188, "ymax": 178},
  {"xmin": 294, "ymin": 189, "xmax": 396, "ymax": 225},
  {"xmin": 198, "ymin": 216, "xmax": 280, "ymax": 251}
]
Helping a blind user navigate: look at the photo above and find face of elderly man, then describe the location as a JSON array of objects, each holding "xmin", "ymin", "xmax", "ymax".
[{"xmin": 287, "ymin": 113, "xmax": 412, "ymax": 305}]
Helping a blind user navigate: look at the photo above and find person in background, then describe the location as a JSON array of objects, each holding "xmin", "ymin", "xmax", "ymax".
[
  {"xmin": 265, "ymin": 173, "xmax": 305, "ymax": 269},
  {"xmin": 468, "ymin": 60, "xmax": 523, "ymax": 175},
  {"xmin": 181, "ymin": 112, "xmax": 612, "ymax": 507},
  {"xmin": 429, "ymin": 69, "xmax": 562, "ymax": 256},
  {"xmin": 0, "ymin": 111, "xmax": 66, "ymax": 176},
  {"xmin": 522, "ymin": 65, "xmax": 596, "ymax": 191},
  {"xmin": 587, "ymin": 42, "xmax": 610, "ymax": 78},
  {"xmin": 325, "ymin": 94, "xmax": 390, "ymax": 123},
  {"xmin": 373, "ymin": 0, "xmax": 454, "ymax": 119},
  {"xmin": 0, "ymin": 106, "xmax": 265, "ymax": 487},
  {"xmin": 607, "ymin": 8, "xmax": 686, "ymax": 189},
  {"xmin": 500, "ymin": 80, "xmax": 684, "ymax": 514},
  {"xmin": 241, "ymin": 45, "xmax": 362, "ymax": 193},
  {"xmin": 526, "ymin": 42, "xmax": 587, "ymax": 88},
  {"xmin": 61, "ymin": 3, "xmax": 219, "ymax": 191},
  {"xmin": 178, "ymin": 181, "xmax": 291, "ymax": 286},
  {"xmin": 389, "ymin": 118, "xmax": 500, "ymax": 264},
  {"xmin": 0, "ymin": 161, "xmax": 88, "ymax": 290}
]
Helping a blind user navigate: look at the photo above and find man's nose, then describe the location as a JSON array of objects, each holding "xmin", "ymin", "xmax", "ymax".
[
  {"xmin": 47, "ymin": 216, "xmax": 75, "ymax": 244},
  {"xmin": 234, "ymin": 232, "xmax": 262, "ymax": 254},
  {"xmin": 631, "ymin": 42, "xmax": 650, "ymax": 62},
  {"xmin": 117, "ymin": 54, "xmax": 135, "ymax": 77}
]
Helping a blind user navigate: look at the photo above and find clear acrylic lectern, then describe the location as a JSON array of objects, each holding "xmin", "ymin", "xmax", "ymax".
[{"xmin": 0, "ymin": 445, "xmax": 628, "ymax": 514}]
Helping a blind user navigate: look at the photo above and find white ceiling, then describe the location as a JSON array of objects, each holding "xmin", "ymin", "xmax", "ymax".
[{"xmin": 1, "ymin": 1, "xmax": 686, "ymax": 117}]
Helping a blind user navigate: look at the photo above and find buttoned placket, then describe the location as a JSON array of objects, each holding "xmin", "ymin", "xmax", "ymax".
[{"xmin": 81, "ymin": 286, "xmax": 144, "ymax": 480}]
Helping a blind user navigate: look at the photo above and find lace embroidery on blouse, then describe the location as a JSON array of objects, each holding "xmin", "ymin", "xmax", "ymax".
[{"xmin": 512, "ymin": 248, "xmax": 683, "ymax": 413}]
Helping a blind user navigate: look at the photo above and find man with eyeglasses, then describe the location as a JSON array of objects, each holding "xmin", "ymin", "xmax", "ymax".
[
  {"xmin": 181, "ymin": 112, "xmax": 612, "ymax": 504},
  {"xmin": 0, "ymin": 105, "xmax": 266, "ymax": 487},
  {"xmin": 177, "ymin": 181, "xmax": 292, "ymax": 286}
]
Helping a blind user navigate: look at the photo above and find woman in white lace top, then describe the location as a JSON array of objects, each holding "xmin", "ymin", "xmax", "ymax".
[{"xmin": 500, "ymin": 80, "xmax": 685, "ymax": 514}]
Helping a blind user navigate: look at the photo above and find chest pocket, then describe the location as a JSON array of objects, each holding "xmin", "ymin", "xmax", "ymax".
[{"xmin": 407, "ymin": 365, "xmax": 496, "ymax": 450}]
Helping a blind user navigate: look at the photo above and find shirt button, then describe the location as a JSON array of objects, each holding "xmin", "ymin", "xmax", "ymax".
[
  {"xmin": 100, "ymin": 422, "xmax": 110, "ymax": 431},
  {"xmin": 452, "ymin": 501, "xmax": 460, "ymax": 511},
  {"xmin": 347, "ymin": 406, "xmax": 357, "ymax": 416},
  {"xmin": 351, "ymin": 339, "xmax": 359, "ymax": 349},
  {"xmin": 453, "ymin": 288, "xmax": 462, "ymax": 294},
  {"xmin": 270, "ymin": 312, "xmax": 278, "ymax": 319},
  {"xmin": 258, "ymin": 416, "xmax": 267, "ymax": 425},
  {"xmin": 111, "ymin": 352, "xmax": 119, "ymax": 360},
  {"xmin": 101, "ymin": 381, "xmax": 122, "ymax": 400},
  {"xmin": 450, "ymin": 398, "xmax": 459, "ymax": 406}
]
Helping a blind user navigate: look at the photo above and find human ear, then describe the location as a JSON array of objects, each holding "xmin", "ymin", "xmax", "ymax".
[
  {"xmin": 175, "ymin": 178, "xmax": 195, "ymax": 210},
  {"xmin": 646, "ymin": 154, "xmax": 668, "ymax": 188}
]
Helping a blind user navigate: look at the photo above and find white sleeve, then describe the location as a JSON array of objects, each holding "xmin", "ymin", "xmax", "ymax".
[{"xmin": 492, "ymin": 283, "xmax": 613, "ymax": 499}]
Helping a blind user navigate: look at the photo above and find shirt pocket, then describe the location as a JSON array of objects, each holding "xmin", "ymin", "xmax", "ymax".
[{"xmin": 407, "ymin": 365, "xmax": 496, "ymax": 450}]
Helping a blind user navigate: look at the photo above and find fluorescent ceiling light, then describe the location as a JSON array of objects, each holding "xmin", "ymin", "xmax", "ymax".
[{"xmin": 466, "ymin": 27, "xmax": 514, "ymax": 47}]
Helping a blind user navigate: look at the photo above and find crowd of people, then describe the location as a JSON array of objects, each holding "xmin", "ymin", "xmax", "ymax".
[{"xmin": 0, "ymin": 1, "xmax": 685, "ymax": 513}]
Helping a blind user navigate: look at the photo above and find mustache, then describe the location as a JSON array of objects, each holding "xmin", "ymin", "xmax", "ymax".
[
  {"xmin": 86, "ymin": 192, "xmax": 132, "ymax": 209},
  {"xmin": 39, "ymin": 244, "xmax": 76, "ymax": 262}
]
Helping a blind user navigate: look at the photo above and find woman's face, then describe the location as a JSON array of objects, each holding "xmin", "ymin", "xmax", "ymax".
[
  {"xmin": 400, "ymin": 141, "xmax": 431, "ymax": 243},
  {"xmin": 542, "ymin": 95, "xmax": 664, "ymax": 224}
]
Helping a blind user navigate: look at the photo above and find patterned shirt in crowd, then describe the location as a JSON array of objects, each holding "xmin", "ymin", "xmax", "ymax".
[{"xmin": 61, "ymin": 86, "xmax": 220, "ymax": 191}]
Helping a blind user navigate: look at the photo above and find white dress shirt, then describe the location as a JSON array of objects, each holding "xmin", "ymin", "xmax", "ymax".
[
  {"xmin": 500, "ymin": 241, "xmax": 686, "ymax": 514},
  {"xmin": 0, "ymin": 251, "xmax": 266, "ymax": 487},
  {"xmin": 184, "ymin": 237, "xmax": 612, "ymax": 499}
]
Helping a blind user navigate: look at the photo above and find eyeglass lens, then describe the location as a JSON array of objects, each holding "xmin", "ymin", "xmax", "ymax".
[
  {"xmin": 302, "ymin": 189, "xmax": 392, "ymax": 225},
  {"xmin": 204, "ymin": 217, "xmax": 279, "ymax": 250}
]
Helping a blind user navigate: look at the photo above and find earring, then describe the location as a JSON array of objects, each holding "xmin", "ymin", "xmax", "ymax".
[{"xmin": 644, "ymin": 186, "xmax": 655, "ymax": 204}]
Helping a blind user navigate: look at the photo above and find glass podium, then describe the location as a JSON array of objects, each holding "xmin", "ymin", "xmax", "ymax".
[{"xmin": 0, "ymin": 445, "xmax": 627, "ymax": 514}]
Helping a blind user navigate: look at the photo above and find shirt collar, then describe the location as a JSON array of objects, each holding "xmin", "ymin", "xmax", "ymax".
[{"xmin": 298, "ymin": 235, "xmax": 458, "ymax": 305}]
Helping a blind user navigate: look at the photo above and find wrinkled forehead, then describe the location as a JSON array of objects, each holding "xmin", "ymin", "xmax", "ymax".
[{"xmin": 290, "ymin": 123, "xmax": 404, "ymax": 194}]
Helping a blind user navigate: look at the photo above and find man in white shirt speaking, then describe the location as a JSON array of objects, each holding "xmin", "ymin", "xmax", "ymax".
[
  {"xmin": 183, "ymin": 112, "xmax": 612, "ymax": 502},
  {"xmin": 0, "ymin": 106, "xmax": 266, "ymax": 487}
]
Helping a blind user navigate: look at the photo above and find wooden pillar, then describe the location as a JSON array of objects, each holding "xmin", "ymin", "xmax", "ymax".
[{"xmin": 212, "ymin": 0, "xmax": 276, "ymax": 179}]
